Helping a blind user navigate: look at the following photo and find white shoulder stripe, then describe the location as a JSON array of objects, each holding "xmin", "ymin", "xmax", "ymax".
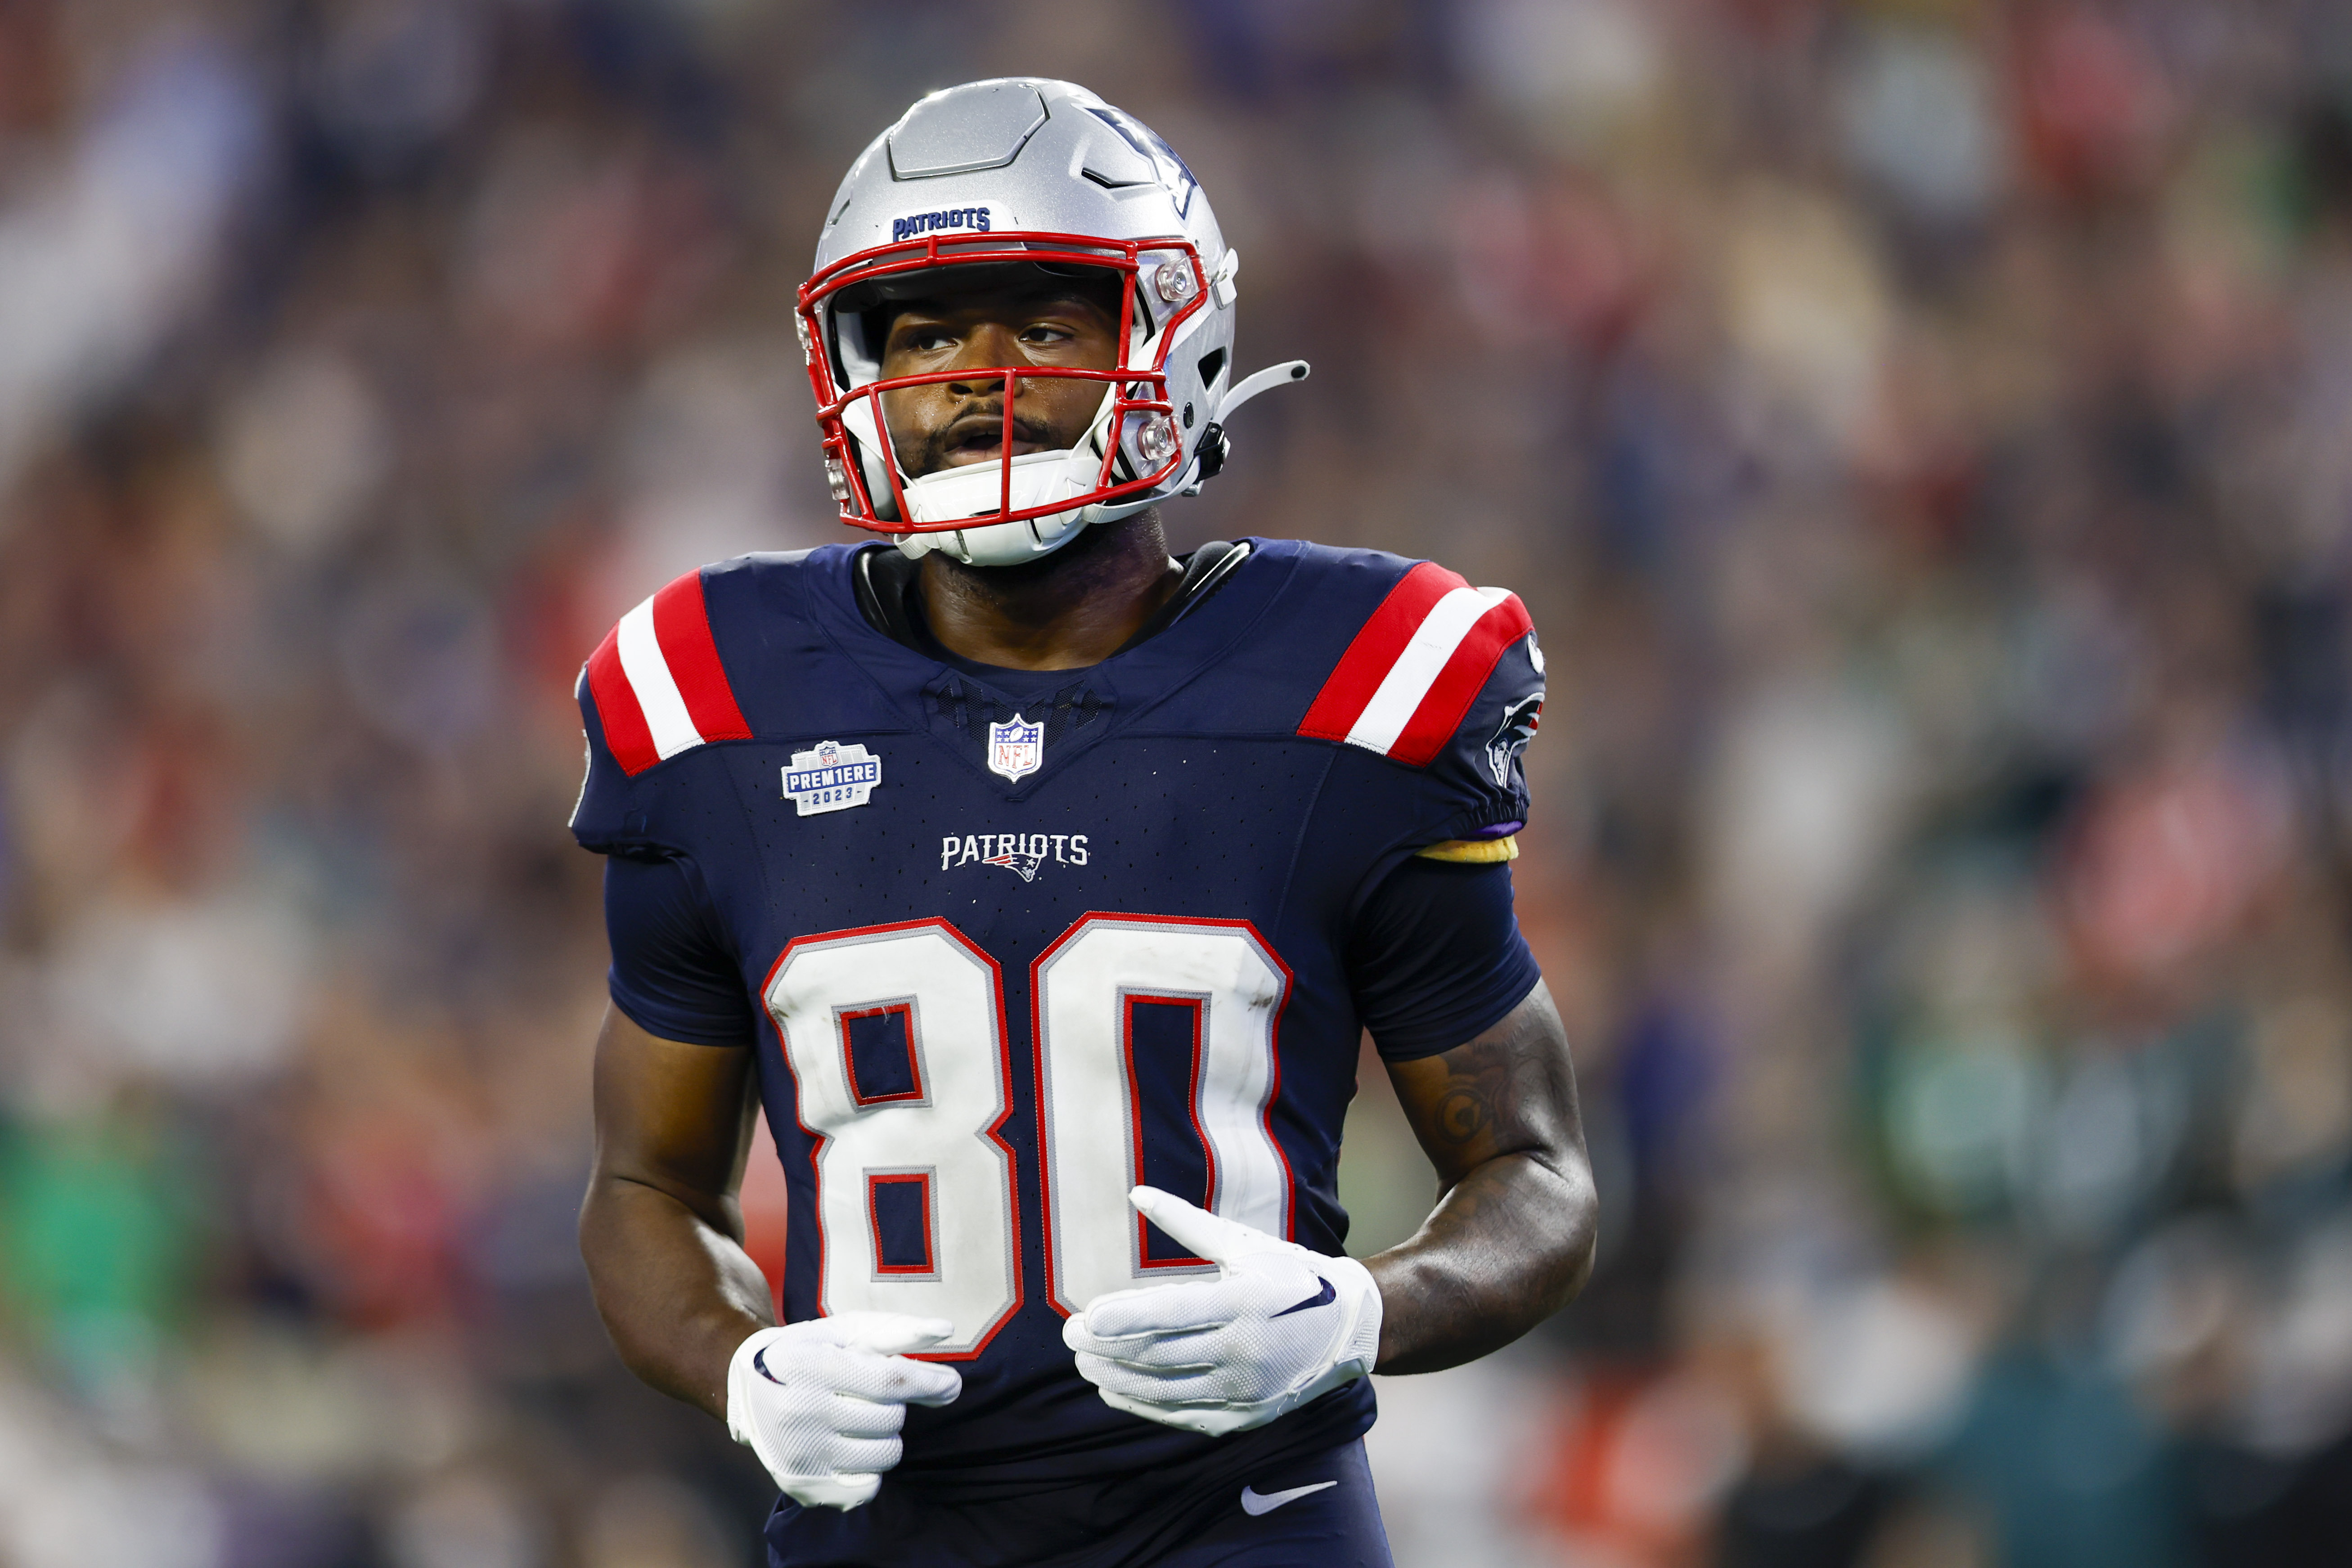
[
  {"xmin": 614, "ymin": 594, "xmax": 702, "ymax": 760},
  {"xmin": 1345, "ymin": 585, "xmax": 1511, "ymax": 755}
]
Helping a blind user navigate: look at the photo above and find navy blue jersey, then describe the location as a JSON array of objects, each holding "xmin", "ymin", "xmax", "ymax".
[{"xmin": 570, "ymin": 539, "xmax": 1543, "ymax": 1541}]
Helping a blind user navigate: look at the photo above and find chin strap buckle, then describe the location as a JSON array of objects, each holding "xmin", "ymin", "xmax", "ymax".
[{"xmin": 1189, "ymin": 423, "xmax": 1230, "ymax": 491}]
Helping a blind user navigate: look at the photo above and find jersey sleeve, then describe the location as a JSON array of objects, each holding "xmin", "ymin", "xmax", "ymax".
[
  {"xmin": 1346, "ymin": 855, "xmax": 1541, "ymax": 1060},
  {"xmin": 1296, "ymin": 558, "xmax": 1546, "ymax": 848},
  {"xmin": 1413, "ymin": 621, "xmax": 1543, "ymax": 845},
  {"xmin": 604, "ymin": 854, "xmax": 760, "ymax": 1046},
  {"xmin": 1299, "ymin": 559, "xmax": 1549, "ymax": 1046},
  {"xmin": 569, "ymin": 665, "xmax": 652, "ymax": 854},
  {"xmin": 567, "ymin": 570, "xmax": 766, "ymax": 1043},
  {"xmin": 567, "ymin": 568, "xmax": 757, "ymax": 855}
]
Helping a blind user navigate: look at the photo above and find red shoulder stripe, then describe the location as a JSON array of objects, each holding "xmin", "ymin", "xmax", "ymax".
[
  {"xmin": 1385, "ymin": 591, "xmax": 1534, "ymax": 767},
  {"xmin": 586, "ymin": 626, "xmax": 660, "ymax": 776},
  {"xmin": 1295, "ymin": 562, "xmax": 1466, "ymax": 743},
  {"xmin": 651, "ymin": 571, "xmax": 752, "ymax": 744}
]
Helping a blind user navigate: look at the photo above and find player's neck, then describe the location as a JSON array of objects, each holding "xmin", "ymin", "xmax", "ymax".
[{"xmin": 917, "ymin": 512, "xmax": 1183, "ymax": 671}]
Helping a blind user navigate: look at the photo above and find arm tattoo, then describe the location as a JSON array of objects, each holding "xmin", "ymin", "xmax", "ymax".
[
  {"xmin": 1414, "ymin": 997, "xmax": 1576, "ymax": 1182},
  {"xmin": 1367, "ymin": 981, "xmax": 1599, "ymax": 1374},
  {"xmin": 1435, "ymin": 1077, "xmax": 1488, "ymax": 1149}
]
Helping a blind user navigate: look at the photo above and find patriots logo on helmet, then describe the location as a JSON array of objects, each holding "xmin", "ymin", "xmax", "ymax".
[
  {"xmin": 1084, "ymin": 104, "xmax": 1199, "ymax": 216},
  {"xmin": 1485, "ymin": 695, "xmax": 1543, "ymax": 787}
]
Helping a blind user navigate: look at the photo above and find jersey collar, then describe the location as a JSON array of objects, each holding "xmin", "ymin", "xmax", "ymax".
[{"xmin": 803, "ymin": 538, "xmax": 1297, "ymax": 798}]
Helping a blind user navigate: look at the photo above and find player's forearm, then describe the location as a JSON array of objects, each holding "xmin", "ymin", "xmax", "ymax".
[
  {"xmin": 1362, "ymin": 1147, "xmax": 1596, "ymax": 1374},
  {"xmin": 1372, "ymin": 982, "xmax": 1599, "ymax": 1374},
  {"xmin": 579, "ymin": 1172, "xmax": 775, "ymax": 1421}
]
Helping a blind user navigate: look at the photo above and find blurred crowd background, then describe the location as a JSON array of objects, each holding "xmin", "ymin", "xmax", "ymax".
[{"xmin": 3, "ymin": 0, "xmax": 2351, "ymax": 1564}]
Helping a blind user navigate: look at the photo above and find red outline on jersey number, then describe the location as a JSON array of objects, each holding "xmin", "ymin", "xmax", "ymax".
[
  {"xmin": 1031, "ymin": 913, "xmax": 1297, "ymax": 1319},
  {"xmin": 759, "ymin": 917, "xmax": 1022, "ymax": 1362}
]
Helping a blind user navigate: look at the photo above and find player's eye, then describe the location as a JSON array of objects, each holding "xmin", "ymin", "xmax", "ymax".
[{"xmin": 898, "ymin": 325, "xmax": 953, "ymax": 353}]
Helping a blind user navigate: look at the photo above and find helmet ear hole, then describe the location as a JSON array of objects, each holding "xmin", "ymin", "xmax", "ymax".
[{"xmin": 1196, "ymin": 347, "xmax": 1226, "ymax": 388}]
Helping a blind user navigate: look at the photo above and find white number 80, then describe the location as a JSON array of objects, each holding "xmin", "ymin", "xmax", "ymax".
[{"xmin": 762, "ymin": 915, "xmax": 1291, "ymax": 1356}]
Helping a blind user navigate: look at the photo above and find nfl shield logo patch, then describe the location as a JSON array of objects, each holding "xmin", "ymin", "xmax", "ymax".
[{"xmin": 987, "ymin": 714, "xmax": 1044, "ymax": 781}]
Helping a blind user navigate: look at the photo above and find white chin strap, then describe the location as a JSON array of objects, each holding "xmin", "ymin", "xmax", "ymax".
[
  {"xmin": 893, "ymin": 445, "xmax": 1114, "ymax": 566},
  {"xmin": 892, "ymin": 382, "xmax": 1128, "ymax": 568}
]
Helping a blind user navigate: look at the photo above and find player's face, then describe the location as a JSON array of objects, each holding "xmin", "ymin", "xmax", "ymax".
[{"xmin": 876, "ymin": 278, "xmax": 1123, "ymax": 478}]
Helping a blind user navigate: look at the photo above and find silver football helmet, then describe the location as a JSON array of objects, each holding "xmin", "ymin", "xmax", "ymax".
[{"xmin": 798, "ymin": 78, "xmax": 1307, "ymax": 566}]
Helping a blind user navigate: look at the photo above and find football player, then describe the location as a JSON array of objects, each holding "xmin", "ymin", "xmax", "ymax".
[{"xmin": 575, "ymin": 78, "xmax": 1598, "ymax": 1567}]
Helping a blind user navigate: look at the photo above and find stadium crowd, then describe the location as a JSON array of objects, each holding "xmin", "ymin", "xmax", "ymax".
[{"xmin": 3, "ymin": 1, "xmax": 2352, "ymax": 1565}]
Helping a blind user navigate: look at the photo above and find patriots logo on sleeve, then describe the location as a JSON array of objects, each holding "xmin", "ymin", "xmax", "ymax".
[{"xmin": 1485, "ymin": 693, "xmax": 1543, "ymax": 787}]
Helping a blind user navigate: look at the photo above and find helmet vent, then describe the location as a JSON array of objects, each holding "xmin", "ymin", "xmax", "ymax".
[
  {"xmin": 1196, "ymin": 347, "xmax": 1227, "ymax": 387},
  {"xmin": 888, "ymin": 82, "xmax": 1048, "ymax": 179}
]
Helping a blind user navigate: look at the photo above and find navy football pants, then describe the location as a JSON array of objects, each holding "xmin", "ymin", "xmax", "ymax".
[
  {"xmin": 763, "ymin": 1439, "xmax": 1393, "ymax": 1567},
  {"xmin": 1151, "ymin": 1439, "xmax": 1394, "ymax": 1567}
]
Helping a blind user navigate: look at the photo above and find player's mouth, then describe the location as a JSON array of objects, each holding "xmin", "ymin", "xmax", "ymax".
[{"xmin": 938, "ymin": 410, "xmax": 1056, "ymax": 467}]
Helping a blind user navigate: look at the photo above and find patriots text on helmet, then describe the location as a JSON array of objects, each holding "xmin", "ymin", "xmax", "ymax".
[{"xmin": 890, "ymin": 207, "xmax": 992, "ymax": 243}]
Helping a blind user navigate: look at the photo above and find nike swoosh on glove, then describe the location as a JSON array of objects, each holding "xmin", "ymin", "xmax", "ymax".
[
  {"xmin": 1062, "ymin": 1186, "xmax": 1383, "ymax": 1438},
  {"xmin": 725, "ymin": 1312, "xmax": 962, "ymax": 1510}
]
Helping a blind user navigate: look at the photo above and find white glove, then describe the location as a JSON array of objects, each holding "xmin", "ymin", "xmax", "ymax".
[
  {"xmin": 1061, "ymin": 1186, "xmax": 1383, "ymax": 1438},
  {"xmin": 724, "ymin": 1312, "xmax": 962, "ymax": 1510}
]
